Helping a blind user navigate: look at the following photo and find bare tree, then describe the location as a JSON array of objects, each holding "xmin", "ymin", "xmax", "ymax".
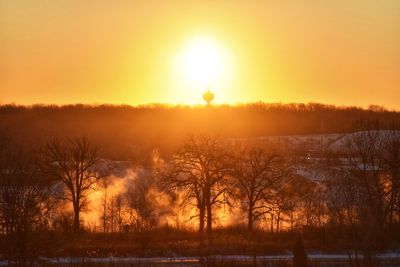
[
  {"xmin": 126, "ymin": 171, "xmax": 158, "ymax": 232},
  {"xmin": 162, "ymin": 135, "xmax": 231, "ymax": 243},
  {"xmin": 103, "ymin": 194, "xmax": 124, "ymax": 232},
  {"xmin": 232, "ymin": 147, "xmax": 283, "ymax": 233},
  {"xmin": 337, "ymin": 120, "xmax": 396, "ymax": 266},
  {"xmin": 0, "ymin": 141, "xmax": 52, "ymax": 265},
  {"xmin": 346, "ymin": 127, "xmax": 387, "ymax": 236},
  {"xmin": 161, "ymin": 152, "xmax": 207, "ymax": 242},
  {"xmin": 380, "ymin": 129, "xmax": 400, "ymax": 224},
  {"xmin": 39, "ymin": 137, "xmax": 102, "ymax": 233},
  {"xmin": 99, "ymin": 178, "xmax": 111, "ymax": 233}
]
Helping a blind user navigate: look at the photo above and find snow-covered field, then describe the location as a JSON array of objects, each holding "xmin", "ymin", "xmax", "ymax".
[{"xmin": 2, "ymin": 252, "xmax": 399, "ymax": 266}]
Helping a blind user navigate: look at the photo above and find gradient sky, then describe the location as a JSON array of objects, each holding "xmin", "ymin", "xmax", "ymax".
[{"xmin": 1, "ymin": 1, "xmax": 399, "ymax": 108}]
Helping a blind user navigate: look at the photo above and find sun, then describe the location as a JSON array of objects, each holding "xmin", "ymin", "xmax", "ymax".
[
  {"xmin": 171, "ymin": 35, "xmax": 233, "ymax": 104},
  {"xmin": 182, "ymin": 37, "xmax": 226, "ymax": 85},
  {"xmin": 174, "ymin": 36, "xmax": 231, "ymax": 94}
]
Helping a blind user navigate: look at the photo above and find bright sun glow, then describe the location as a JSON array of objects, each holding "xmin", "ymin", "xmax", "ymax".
[
  {"xmin": 182, "ymin": 37, "xmax": 226, "ymax": 85},
  {"xmin": 171, "ymin": 36, "xmax": 234, "ymax": 104},
  {"xmin": 173, "ymin": 36, "xmax": 232, "ymax": 102}
]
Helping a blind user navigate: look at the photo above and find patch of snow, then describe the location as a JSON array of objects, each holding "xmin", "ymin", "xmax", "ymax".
[{"xmin": 38, "ymin": 252, "xmax": 400, "ymax": 264}]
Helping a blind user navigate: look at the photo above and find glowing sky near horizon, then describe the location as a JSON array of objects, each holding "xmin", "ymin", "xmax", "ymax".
[{"xmin": 0, "ymin": 1, "xmax": 399, "ymax": 108}]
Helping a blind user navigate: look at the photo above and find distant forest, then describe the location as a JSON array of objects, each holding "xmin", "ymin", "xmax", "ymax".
[{"xmin": 1, "ymin": 103, "xmax": 399, "ymax": 160}]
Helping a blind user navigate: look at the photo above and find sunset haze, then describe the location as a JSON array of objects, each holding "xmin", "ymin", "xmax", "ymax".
[{"xmin": 1, "ymin": 0, "xmax": 399, "ymax": 108}]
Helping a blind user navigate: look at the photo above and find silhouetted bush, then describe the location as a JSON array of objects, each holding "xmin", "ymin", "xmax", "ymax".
[{"xmin": 293, "ymin": 235, "xmax": 308, "ymax": 267}]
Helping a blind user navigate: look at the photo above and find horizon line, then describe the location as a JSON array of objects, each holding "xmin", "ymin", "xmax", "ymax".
[{"xmin": 0, "ymin": 101, "xmax": 398, "ymax": 112}]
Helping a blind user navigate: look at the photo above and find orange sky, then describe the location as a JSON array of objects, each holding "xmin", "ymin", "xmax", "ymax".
[{"xmin": 1, "ymin": 1, "xmax": 399, "ymax": 109}]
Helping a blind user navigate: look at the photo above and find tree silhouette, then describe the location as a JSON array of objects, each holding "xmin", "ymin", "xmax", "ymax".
[
  {"xmin": 39, "ymin": 137, "xmax": 103, "ymax": 233},
  {"xmin": 162, "ymin": 135, "xmax": 231, "ymax": 244},
  {"xmin": 233, "ymin": 147, "xmax": 284, "ymax": 233}
]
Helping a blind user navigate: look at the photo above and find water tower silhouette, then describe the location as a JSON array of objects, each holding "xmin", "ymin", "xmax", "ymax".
[{"xmin": 202, "ymin": 89, "xmax": 214, "ymax": 106}]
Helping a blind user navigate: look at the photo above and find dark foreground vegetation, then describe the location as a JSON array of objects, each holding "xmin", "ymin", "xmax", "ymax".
[
  {"xmin": 1, "ymin": 103, "xmax": 400, "ymax": 266},
  {"xmin": 21, "ymin": 257, "xmax": 399, "ymax": 267}
]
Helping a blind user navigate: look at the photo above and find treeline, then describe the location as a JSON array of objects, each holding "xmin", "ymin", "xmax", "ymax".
[
  {"xmin": 1, "ymin": 120, "xmax": 400, "ymax": 266},
  {"xmin": 1, "ymin": 103, "xmax": 399, "ymax": 160}
]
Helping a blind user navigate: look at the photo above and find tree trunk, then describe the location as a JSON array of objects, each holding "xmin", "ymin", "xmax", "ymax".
[
  {"xmin": 207, "ymin": 205, "xmax": 212, "ymax": 243},
  {"xmin": 199, "ymin": 204, "xmax": 205, "ymax": 245},
  {"xmin": 270, "ymin": 214, "xmax": 274, "ymax": 233},
  {"xmin": 73, "ymin": 201, "xmax": 80, "ymax": 233},
  {"xmin": 206, "ymin": 200, "xmax": 212, "ymax": 244},
  {"xmin": 248, "ymin": 207, "xmax": 254, "ymax": 233},
  {"xmin": 276, "ymin": 216, "xmax": 280, "ymax": 233},
  {"xmin": 102, "ymin": 192, "xmax": 107, "ymax": 233}
]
